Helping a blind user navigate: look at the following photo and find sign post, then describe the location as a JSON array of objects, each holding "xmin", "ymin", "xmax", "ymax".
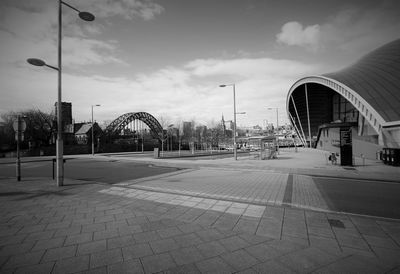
[
  {"xmin": 340, "ymin": 127, "xmax": 353, "ymax": 166},
  {"xmin": 13, "ymin": 116, "xmax": 27, "ymax": 181}
]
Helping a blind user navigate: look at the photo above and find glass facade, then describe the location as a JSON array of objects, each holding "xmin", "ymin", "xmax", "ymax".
[{"xmin": 332, "ymin": 93, "xmax": 358, "ymax": 123}]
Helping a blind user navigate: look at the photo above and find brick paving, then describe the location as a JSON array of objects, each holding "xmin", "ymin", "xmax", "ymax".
[
  {"xmin": 116, "ymin": 169, "xmax": 328, "ymax": 212},
  {"xmin": 0, "ymin": 174, "xmax": 400, "ymax": 273},
  {"xmin": 119, "ymin": 169, "xmax": 288, "ymax": 205}
]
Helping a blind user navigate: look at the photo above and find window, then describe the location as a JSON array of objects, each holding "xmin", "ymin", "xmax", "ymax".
[{"xmin": 332, "ymin": 93, "xmax": 358, "ymax": 123}]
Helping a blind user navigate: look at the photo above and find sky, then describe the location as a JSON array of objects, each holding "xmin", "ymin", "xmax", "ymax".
[{"xmin": 1, "ymin": 0, "xmax": 399, "ymax": 129}]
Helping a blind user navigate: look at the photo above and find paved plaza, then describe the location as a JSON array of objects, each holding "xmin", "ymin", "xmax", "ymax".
[
  {"xmin": 1, "ymin": 148, "xmax": 400, "ymax": 273},
  {"xmin": 116, "ymin": 168, "xmax": 328, "ymax": 211}
]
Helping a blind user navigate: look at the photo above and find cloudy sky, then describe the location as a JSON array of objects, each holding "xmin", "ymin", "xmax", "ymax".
[{"xmin": 1, "ymin": 0, "xmax": 399, "ymax": 128}]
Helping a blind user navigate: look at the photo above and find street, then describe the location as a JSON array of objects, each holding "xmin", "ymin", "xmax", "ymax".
[
  {"xmin": 1, "ymin": 156, "xmax": 399, "ymax": 219},
  {"xmin": 0, "ymin": 154, "xmax": 399, "ymax": 273},
  {"xmin": 314, "ymin": 176, "xmax": 400, "ymax": 219},
  {"xmin": 0, "ymin": 158, "xmax": 181, "ymax": 184}
]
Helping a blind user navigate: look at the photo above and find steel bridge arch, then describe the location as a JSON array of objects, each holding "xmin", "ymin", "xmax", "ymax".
[{"xmin": 105, "ymin": 112, "xmax": 163, "ymax": 140}]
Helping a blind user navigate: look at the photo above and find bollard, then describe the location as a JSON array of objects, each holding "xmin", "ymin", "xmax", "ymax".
[
  {"xmin": 16, "ymin": 158, "xmax": 21, "ymax": 181},
  {"xmin": 153, "ymin": 148, "xmax": 159, "ymax": 159},
  {"xmin": 52, "ymin": 159, "xmax": 55, "ymax": 179}
]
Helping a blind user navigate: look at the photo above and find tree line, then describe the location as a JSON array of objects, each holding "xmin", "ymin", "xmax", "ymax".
[
  {"xmin": 0, "ymin": 108, "xmax": 249, "ymax": 154},
  {"xmin": 0, "ymin": 109, "xmax": 55, "ymax": 152}
]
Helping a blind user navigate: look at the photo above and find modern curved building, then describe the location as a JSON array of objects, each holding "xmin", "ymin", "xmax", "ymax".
[{"xmin": 286, "ymin": 38, "xmax": 400, "ymax": 161}]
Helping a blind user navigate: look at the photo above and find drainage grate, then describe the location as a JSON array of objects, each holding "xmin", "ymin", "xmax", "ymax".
[{"xmin": 328, "ymin": 219, "xmax": 345, "ymax": 228}]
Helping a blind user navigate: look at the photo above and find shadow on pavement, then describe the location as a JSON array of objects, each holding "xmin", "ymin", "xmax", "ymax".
[
  {"xmin": 0, "ymin": 191, "xmax": 28, "ymax": 196},
  {"xmin": 13, "ymin": 190, "xmax": 72, "ymax": 201}
]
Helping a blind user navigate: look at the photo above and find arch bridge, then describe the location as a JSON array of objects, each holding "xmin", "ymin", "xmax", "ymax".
[{"xmin": 105, "ymin": 112, "xmax": 164, "ymax": 141}]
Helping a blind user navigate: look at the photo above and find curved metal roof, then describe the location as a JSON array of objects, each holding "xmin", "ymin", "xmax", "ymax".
[{"xmin": 324, "ymin": 38, "xmax": 400, "ymax": 123}]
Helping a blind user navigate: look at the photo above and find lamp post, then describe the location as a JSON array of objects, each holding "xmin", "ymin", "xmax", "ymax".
[
  {"xmin": 27, "ymin": 1, "xmax": 94, "ymax": 187},
  {"xmin": 267, "ymin": 107, "xmax": 279, "ymax": 153},
  {"xmin": 267, "ymin": 107, "xmax": 279, "ymax": 132},
  {"xmin": 13, "ymin": 115, "xmax": 27, "ymax": 182},
  {"xmin": 91, "ymin": 104, "xmax": 101, "ymax": 155},
  {"xmin": 167, "ymin": 124, "xmax": 174, "ymax": 152},
  {"xmin": 219, "ymin": 84, "xmax": 238, "ymax": 160}
]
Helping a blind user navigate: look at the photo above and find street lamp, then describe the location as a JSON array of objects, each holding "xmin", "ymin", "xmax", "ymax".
[
  {"xmin": 91, "ymin": 104, "xmax": 101, "ymax": 155},
  {"xmin": 27, "ymin": 58, "xmax": 59, "ymax": 71},
  {"xmin": 267, "ymin": 107, "xmax": 279, "ymax": 132},
  {"xmin": 219, "ymin": 84, "xmax": 238, "ymax": 160},
  {"xmin": 167, "ymin": 124, "xmax": 174, "ymax": 152},
  {"xmin": 267, "ymin": 107, "xmax": 279, "ymax": 152},
  {"xmin": 27, "ymin": 1, "xmax": 94, "ymax": 187}
]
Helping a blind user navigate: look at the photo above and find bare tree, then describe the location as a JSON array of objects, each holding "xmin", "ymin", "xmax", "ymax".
[
  {"xmin": 22, "ymin": 109, "xmax": 55, "ymax": 146},
  {"xmin": 0, "ymin": 109, "xmax": 55, "ymax": 150},
  {"xmin": 157, "ymin": 115, "xmax": 172, "ymax": 130},
  {"xmin": 0, "ymin": 111, "xmax": 16, "ymax": 150}
]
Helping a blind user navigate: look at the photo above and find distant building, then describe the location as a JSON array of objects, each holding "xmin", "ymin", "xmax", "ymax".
[
  {"xmin": 182, "ymin": 121, "xmax": 192, "ymax": 137},
  {"xmin": 220, "ymin": 114, "xmax": 226, "ymax": 134},
  {"xmin": 225, "ymin": 120, "xmax": 234, "ymax": 131},
  {"xmin": 74, "ymin": 122, "xmax": 102, "ymax": 145}
]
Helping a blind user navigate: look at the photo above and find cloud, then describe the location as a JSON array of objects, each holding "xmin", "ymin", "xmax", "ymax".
[
  {"xmin": 1, "ymin": 53, "xmax": 321, "ymax": 127},
  {"xmin": 320, "ymin": 3, "xmax": 400, "ymax": 53},
  {"xmin": 186, "ymin": 57, "xmax": 317, "ymax": 79},
  {"xmin": 62, "ymin": 37, "xmax": 128, "ymax": 67},
  {"xmin": 0, "ymin": 0, "xmax": 164, "ymax": 69},
  {"xmin": 0, "ymin": 0, "xmax": 168, "ymax": 122},
  {"xmin": 276, "ymin": 1, "xmax": 400, "ymax": 54},
  {"xmin": 63, "ymin": 57, "xmax": 319, "ymax": 126},
  {"xmin": 80, "ymin": 0, "xmax": 164, "ymax": 21},
  {"xmin": 0, "ymin": 0, "xmax": 164, "ymax": 22},
  {"xmin": 276, "ymin": 21, "xmax": 321, "ymax": 51}
]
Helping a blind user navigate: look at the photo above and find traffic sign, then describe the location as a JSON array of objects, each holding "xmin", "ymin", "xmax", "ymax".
[
  {"xmin": 13, "ymin": 118, "xmax": 27, "ymax": 132},
  {"xmin": 15, "ymin": 132, "xmax": 24, "ymax": 142}
]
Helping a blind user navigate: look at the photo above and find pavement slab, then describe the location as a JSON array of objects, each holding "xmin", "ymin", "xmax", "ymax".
[{"xmin": 0, "ymin": 164, "xmax": 399, "ymax": 273}]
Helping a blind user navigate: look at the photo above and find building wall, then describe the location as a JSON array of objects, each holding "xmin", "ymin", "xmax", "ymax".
[
  {"xmin": 317, "ymin": 127, "xmax": 383, "ymax": 160},
  {"xmin": 76, "ymin": 134, "xmax": 88, "ymax": 145}
]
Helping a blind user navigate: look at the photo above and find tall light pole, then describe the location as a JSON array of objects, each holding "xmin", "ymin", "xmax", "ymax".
[
  {"xmin": 220, "ymin": 84, "xmax": 238, "ymax": 160},
  {"xmin": 27, "ymin": 1, "xmax": 94, "ymax": 187},
  {"xmin": 267, "ymin": 107, "xmax": 279, "ymax": 152},
  {"xmin": 91, "ymin": 104, "xmax": 101, "ymax": 155},
  {"xmin": 267, "ymin": 107, "xmax": 279, "ymax": 132},
  {"xmin": 168, "ymin": 124, "xmax": 174, "ymax": 152}
]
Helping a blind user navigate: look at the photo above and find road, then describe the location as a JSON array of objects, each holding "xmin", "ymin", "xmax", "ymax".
[
  {"xmin": 1, "ymin": 156, "xmax": 399, "ymax": 219},
  {"xmin": 0, "ymin": 158, "xmax": 181, "ymax": 184},
  {"xmin": 314, "ymin": 176, "xmax": 400, "ymax": 219}
]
